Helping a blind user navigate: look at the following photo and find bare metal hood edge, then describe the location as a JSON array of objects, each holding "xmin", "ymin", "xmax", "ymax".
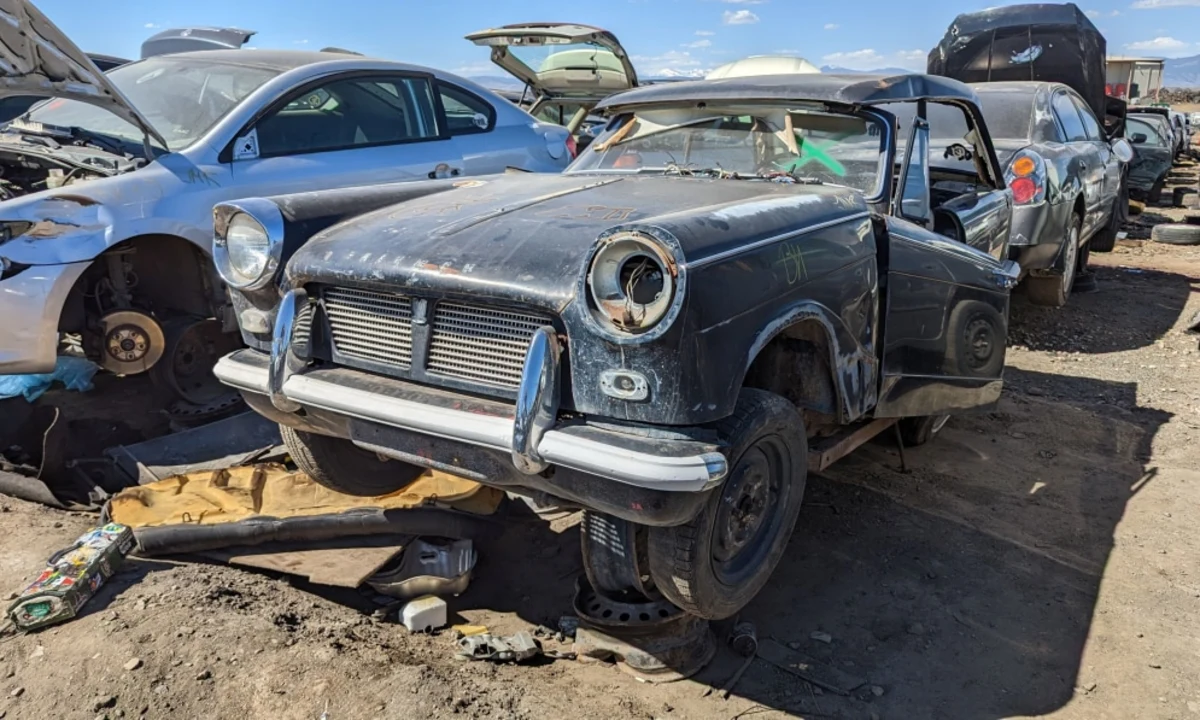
[{"xmin": 0, "ymin": 0, "xmax": 169, "ymax": 148}]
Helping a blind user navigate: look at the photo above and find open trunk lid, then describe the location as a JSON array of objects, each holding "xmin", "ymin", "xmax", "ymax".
[
  {"xmin": 140, "ymin": 27, "xmax": 256, "ymax": 59},
  {"xmin": 0, "ymin": 0, "xmax": 168, "ymax": 148},
  {"xmin": 465, "ymin": 22, "xmax": 637, "ymax": 101}
]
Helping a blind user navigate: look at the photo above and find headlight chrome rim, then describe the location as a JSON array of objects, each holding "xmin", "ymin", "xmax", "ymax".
[
  {"xmin": 212, "ymin": 199, "xmax": 285, "ymax": 292},
  {"xmin": 579, "ymin": 226, "xmax": 687, "ymax": 344}
]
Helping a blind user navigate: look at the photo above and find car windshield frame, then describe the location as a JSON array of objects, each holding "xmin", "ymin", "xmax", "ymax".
[
  {"xmin": 566, "ymin": 102, "xmax": 893, "ymax": 199},
  {"xmin": 18, "ymin": 56, "xmax": 281, "ymax": 153}
]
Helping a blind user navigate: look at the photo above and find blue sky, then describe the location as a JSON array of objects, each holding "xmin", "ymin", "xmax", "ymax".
[{"xmin": 36, "ymin": 0, "xmax": 1200, "ymax": 78}]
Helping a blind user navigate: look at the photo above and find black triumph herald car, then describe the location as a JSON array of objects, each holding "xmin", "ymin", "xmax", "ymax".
[{"xmin": 212, "ymin": 73, "xmax": 1019, "ymax": 620}]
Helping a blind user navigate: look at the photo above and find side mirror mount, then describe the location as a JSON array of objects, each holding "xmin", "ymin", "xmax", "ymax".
[
  {"xmin": 232, "ymin": 128, "xmax": 260, "ymax": 161},
  {"xmin": 1111, "ymin": 137, "xmax": 1135, "ymax": 163},
  {"xmin": 1130, "ymin": 132, "xmax": 1148, "ymax": 145},
  {"xmin": 895, "ymin": 118, "xmax": 933, "ymax": 227}
]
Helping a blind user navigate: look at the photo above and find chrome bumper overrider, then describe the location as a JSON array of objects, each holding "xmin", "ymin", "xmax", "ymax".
[{"xmin": 216, "ymin": 289, "xmax": 728, "ymax": 493}]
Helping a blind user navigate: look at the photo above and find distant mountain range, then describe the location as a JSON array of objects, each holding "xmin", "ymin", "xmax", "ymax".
[
  {"xmin": 819, "ymin": 65, "xmax": 916, "ymax": 75},
  {"xmin": 1162, "ymin": 55, "xmax": 1200, "ymax": 88}
]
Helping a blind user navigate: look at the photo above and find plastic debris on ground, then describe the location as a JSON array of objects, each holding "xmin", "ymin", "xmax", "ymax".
[
  {"xmin": 6, "ymin": 523, "xmax": 134, "ymax": 630},
  {"xmin": 401, "ymin": 595, "xmax": 447, "ymax": 633},
  {"xmin": 0, "ymin": 357, "xmax": 98, "ymax": 402}
]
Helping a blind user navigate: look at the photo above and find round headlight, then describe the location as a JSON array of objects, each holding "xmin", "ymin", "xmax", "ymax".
[
  {"xmin": 587, "ymin": 233, "xmax": 677, "ymax": 335},
  {"xmin": 224, "ymin": 213, "xmax": 272, "ymax": 287}
]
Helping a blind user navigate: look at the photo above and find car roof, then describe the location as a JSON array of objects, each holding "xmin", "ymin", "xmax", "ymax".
[
  {"xmin": 595, "ymin": 73, "xmax": 980, "ymax": 111},
  {"xmin": 142, "ymin": 49, "xmax": 406, "ymax": 72}
]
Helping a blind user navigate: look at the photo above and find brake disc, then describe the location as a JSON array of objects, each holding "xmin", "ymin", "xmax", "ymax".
[{"xmin": 97, "ymin": 310, "xmax": 165, "ymax": 375}]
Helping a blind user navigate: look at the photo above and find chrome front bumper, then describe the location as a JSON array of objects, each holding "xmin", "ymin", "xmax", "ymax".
[{"xmin": 216, "ymin": 290, "xmax": 728, "ymax": 494}]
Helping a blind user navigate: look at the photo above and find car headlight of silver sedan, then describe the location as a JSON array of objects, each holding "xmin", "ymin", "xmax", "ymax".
[
  {"xmin": 213, "ymin": 199, "xmax": 285, "ymax": 291},
  {"xmin": 583, "ymin": 229, "xmax": 686, "ymax": 342}
]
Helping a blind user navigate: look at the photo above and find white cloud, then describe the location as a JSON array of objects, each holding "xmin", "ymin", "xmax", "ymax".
[
  {"xmin": 1125, "ymin": 36, "xmax": 1190, "ymax": 52},
  {"xmin": 452, "ymin": 62, "xmax": 497, "ymax": 76},
  {"xmin": 1088, "ymin": 8, "xmax": 1121, "ymax": 15},
  {"xmin": 683, "ymin": 39, "xmax": 713, "ymax": 48},
  {"xmin": 821, "ymin": 48, "xmax": 927, "ymax": 71},
  {"xmin": 824, "ymin": 23, "xmax": 839, "ymax": 30},
  {"xmin": 695, "ymin": 30, "xmax": 715, "ymax": 36},
  {"xmin": 1132, "ymin": 0, "xmax": 1200, "ymax": 8},
  {"xmin": 723, "ymin": 9, "xmax": 760, "ymax": 24},
  {"xmin": 293, "ymin": 39, "xmax": 310, "ymax": 45},
  {"xmin": 1086, "ymin": 8, "xmax": 1101, "ymax": 16},
  {"xmin": 144, "ymin": 22, "xmax": 159, "ymax": 28}
]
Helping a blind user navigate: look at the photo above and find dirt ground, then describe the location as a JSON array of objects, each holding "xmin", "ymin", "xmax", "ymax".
[{"xmin": 2, "ymin": 185, "xmax": 1199, "ymax": 720}]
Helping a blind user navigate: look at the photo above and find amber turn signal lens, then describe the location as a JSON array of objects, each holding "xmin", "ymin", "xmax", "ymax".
[{"xmin": 1011, "ymin": 156, "xmax": 1036, "ymax": 177}]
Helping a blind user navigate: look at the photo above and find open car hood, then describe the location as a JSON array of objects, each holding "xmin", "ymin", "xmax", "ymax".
[
  {"xmin": 465, "ymin": 22, "xmax": 638, "ymax": 100},
  {"xmin": 0, "ymin": 0, "xmax": 168, "ymax": 148}
]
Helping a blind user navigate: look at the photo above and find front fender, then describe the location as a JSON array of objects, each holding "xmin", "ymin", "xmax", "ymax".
[{"xmin": 741, "ymin": 300, "xmax": 879, "ymax": 424}]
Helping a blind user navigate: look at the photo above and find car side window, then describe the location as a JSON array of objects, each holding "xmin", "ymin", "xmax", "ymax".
[
  {"xmin": 1070, "ymin": 96, "xmax": 1103, "ymax": 141},
  {"xmin": 253, "ymin": 75, "xmax": 441, "ymax": 158},
  {"xmin": 438, "ymin": 82, "xmax": 494, "ymax": 135},
  {"xmin": 1051, "ymin": 92, "xmax": 1088, "ymax": 142}
]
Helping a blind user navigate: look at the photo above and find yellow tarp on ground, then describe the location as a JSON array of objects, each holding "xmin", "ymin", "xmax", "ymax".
[{"xmin": 108, "ymin": 464, "xmax": 503, "ymax": 528}]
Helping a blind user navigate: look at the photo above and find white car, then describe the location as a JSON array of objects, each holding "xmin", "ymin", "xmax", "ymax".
[{"xmin": 0, "ymin": 0, "xmax": 571, "ymax": 409}]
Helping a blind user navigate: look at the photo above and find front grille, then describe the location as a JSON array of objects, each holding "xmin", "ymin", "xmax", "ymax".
[
  {"xmin": 323, "ymin": 287, "xmax": 413, "ymax": 369},
  {"xmin": 428, "ymin": 302, "xmax": 548, "ymax": 389},
  {"xmin": 314, "ymin": 286, "xmax": 552, "ymax": 395},
  {"xmin": 292, "ymin": 302, "xmax": 314, "ymax": 356}
]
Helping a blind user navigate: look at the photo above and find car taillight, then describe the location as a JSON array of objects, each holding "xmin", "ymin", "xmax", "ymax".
[
  {"xmin": 566, "ymin": 134, "xmax": 578, "ymax": 159},
  {"xmin": 1005, "ymin": 149, "xmax": 1047, "ymax": 205}
]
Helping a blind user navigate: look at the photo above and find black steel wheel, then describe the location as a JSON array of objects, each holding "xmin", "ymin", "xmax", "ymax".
[
  {"xmin": 580, "ymin": 512, "xmax": 654, "ymax": 601},
  {"xmin": 647, "ymin": 389, "xmax": 806, "ymax": 620},
  {"xmin": 944, "ymin": 299, "xmax": 1006, "ymax": 378},
  {"xmin": 150, "ymin": 318, "xmax": 242, "ymax": 405}
]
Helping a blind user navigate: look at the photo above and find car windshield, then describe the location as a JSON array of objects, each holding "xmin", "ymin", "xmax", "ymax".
[
  {"xmin": 568, "ymin": 105, "xmax": 887, "ymax": 194},
  {"xmin": 21, "ymin": 56, "xmax": 279, "ymax": 151}
]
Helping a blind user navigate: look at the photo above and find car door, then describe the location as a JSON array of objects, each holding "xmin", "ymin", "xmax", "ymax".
[
  {"xmin": 227, "ymin": 72, "xmax": 464, "ymax": 196},
  {"xmin": 876, "ymin": 116, "xmax": 1019, "ymax": 418},
  {"xmin": 1069, "ymin": 93, "xmax": 1120, "ymax": 217},
  {"xmin": 1050, "ymin": 90, "xmax": 1104, "ymax": 236}
]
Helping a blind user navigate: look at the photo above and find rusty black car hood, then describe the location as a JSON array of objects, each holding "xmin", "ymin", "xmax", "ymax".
[{"xmin": 286, "ymin": 172, "xmax": 868, "ymax": 310}]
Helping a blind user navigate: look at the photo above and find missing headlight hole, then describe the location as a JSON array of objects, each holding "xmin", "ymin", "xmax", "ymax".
[{"xmin": 620, "ymin": 255, "xmax": 665, "ymax": 306}]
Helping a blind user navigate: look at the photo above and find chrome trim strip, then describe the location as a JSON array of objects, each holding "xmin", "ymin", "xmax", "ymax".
[
  {"xmin": 268, "ymin": 289, "xmax": 307, "ymax": 412},
  {"xmin": 512, "ymin": 327, "xmax": 560, "ymax": 474},
  {"xmin": 214, "ymin": 352, "xmax": 727, "ymax": 492},
  {"xmin": 687, "ymin": 211, "xmax": 872, "ymax": 269},
  {"xmin": 285, "ymin": 374, "xmax": 514, "ymax": 451},
  {"xmin": 214, "ymin": 352, "xmax": 270, "ymax": 395}
]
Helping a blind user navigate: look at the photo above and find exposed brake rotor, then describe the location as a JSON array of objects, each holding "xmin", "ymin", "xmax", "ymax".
[{"xmin": 98, "ymin": 310, "xmax": 165, "ymax": 375}]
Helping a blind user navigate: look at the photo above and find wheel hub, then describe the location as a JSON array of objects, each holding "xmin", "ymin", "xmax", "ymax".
[
  {"xmin": 710, "ymin": 438, "xmax": 789, "ymax": 586},
  {"xmin": 964, "ymin": 317, "xmax": 994, "ymax": 368},
  {"xmin": 152, "ymin": 318, "xmax": 242, "ymax": 406},
  {"xmin": 97, "ymin": 311, "xmax": 164, "ymax": 375}
]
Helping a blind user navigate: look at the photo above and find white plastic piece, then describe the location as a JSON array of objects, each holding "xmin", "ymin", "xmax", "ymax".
[{"xmin": 401, "ymin": 595, "xmax": 447, "ymax": 633}]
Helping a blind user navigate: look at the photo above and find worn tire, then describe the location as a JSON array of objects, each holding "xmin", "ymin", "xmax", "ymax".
[
  {"xmin": 1172, "ymin": 186, "xmax": 1197, "ymax": 208},
  {"xmin": 1150, "ymin": 223, "xmax": 1200, "ymax": 246},
  {"xmin": 1148, "ymin": 178, "xmax": 1166, "ymax": 206},
  {"xmin": 1090, "ymin": 188, "xmax": 1125, "ymax": 253},
  {"xmin": 1025, "ymin": 215, "xmax": 1081, "ymax": 308},
  {"xmin": 898, "ymin": 415, "xmax": 951, "ymax": 447},
  {"xmin": 280, "ymin": 425, "xmax": 425, "ymax": 496},
  {"xmin": 646, "ymin": 389, "xmax": 806, "ymax": 620}
]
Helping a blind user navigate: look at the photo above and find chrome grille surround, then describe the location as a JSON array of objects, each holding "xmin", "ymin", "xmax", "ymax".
[
  {"xmin": 428, "ymin": 302, "xmax": 550, "ymax": 389},
  {"xmin": 323, "ymin": 287, "xmax": 414, "ymax": 369}
]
